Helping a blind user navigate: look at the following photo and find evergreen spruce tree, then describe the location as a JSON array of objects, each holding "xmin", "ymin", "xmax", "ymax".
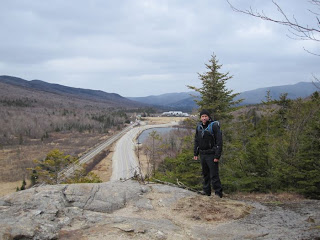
[
  {"xmin": 221, "ymin": 113, "xmax": 255, "ymax": 192},
  {"xmin": 274, "ymin": 93, "xmax": 320, "ymax": 198},
  {"xmin": 188, "ymin": 53, "xmax": 242, "ymax": 120}
]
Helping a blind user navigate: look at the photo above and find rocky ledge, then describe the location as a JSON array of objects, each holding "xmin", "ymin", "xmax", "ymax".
[{"xmin": 0, "ymin": 180, "xmax": 319, "ymax": 240}]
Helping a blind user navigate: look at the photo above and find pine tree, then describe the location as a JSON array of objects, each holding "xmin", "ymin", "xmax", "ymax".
[
  {"xmin": 188, "ymin": 53, "xmax": 242, "ymax": 120},
  {"xmin": 32, "ymin": 149, "xmax": 74, "ymax": 184},
  {"xmin": 154, "ymin": 142, "xmax": 202, "ymax": 190}
]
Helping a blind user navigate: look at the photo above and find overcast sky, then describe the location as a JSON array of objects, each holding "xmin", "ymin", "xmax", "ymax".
[{"xmin": 1, "ymin": 0, "xmax": 319, "ymax": 97}]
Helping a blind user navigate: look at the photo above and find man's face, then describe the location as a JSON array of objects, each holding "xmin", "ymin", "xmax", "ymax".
[{"xmin": 201, "ymin": 114, "xmax": 209, "ymax": 124}]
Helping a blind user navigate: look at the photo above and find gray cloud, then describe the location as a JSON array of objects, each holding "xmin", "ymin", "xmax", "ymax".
[{"xmin": 0, "ymin": 0, "xmax": 318, "ymax": 96}]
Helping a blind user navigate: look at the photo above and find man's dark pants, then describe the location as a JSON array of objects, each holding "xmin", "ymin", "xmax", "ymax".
[{"xmin": 200, "ymin": 154, "xmax": 222, "ymax": 195}]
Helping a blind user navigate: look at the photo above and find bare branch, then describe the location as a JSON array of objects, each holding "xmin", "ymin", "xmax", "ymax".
[
  {"xmin": 309, "ymin": 0, "xmax": 320, "ymax": 7},
  {"xmin": 308, "ymin": 9, "xmax": 320, "ymax": 16},
  {"xmin": 226, "ymin": 0, "xmax": 320, "ymax": 42},
  {"xmin": 311, "ymin": 73, "xmax": 320, "ymax": 89},
  {"xmin": 303, "ymin": 47, "xmax": 320, "ymax": 56}
]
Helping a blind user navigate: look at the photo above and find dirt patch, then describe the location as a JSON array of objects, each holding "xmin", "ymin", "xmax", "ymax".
[
  {"xmin": 98, "ymin": 183, "xmax": 254, "ymax": 240},
  {"xmin": 172, "ymin": 195, "xmax": 251, "ymax": 222},
  {"xmin": 130, "ymin": 186, "xmax": 251, "ymax": 226}
]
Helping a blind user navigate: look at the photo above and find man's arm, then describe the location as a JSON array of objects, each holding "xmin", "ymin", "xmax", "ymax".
[{"xmin": 194, "ymin": 125, "xmax": 199, "ymax": 159}]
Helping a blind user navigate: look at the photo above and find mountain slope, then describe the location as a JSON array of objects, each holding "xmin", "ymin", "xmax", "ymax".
[
  {"xmin": 0, "ymin": 75, "xmax": 143, "ymax": 108},
  {"xmin": 128, "ymin": 92, "xmax": 200, "ymax": 111},
  {"xmin": 235, "ymin": 82, "xmax": 319, "ymax": 105},
  {"xmin": 0, "ymin": 75, "xmax": 146, "ymax": 150},
  {"xmin": 128, "ymin": 92, "xmax": 196, "ymax": 106}
]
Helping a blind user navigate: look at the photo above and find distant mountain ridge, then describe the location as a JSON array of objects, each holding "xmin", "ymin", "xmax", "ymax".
[
  {"xmin": 128, "ymin": 92, "xmax": 196, "ymax": 106},
  {"xmin": 235, "ymin": 82, "xmax": 319, "ymax": 105},
  {"xmin": 129, "ymin": 82, "xmax": 318, "ymax": 111},
  {"xmin": 0, "ymin": 75, "xmax": 143, "ymax": 108},
  {"xmin": 1, "ymin": 76, "xmax": 318, "ymax": 112}
]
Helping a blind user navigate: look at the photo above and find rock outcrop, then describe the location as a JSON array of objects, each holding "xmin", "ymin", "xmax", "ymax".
[{"xmin": 0, "ymin": 180, "xmax": 319, "ymax": 240}]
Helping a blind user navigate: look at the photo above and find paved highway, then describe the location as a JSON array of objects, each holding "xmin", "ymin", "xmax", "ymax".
[
  {"xmin": 58, "ymin": 123, "xmax": 136, "ymax": 182},
  {"xmin": 110, "ymin": 121, "xmax": 178, "ymax": 181}
]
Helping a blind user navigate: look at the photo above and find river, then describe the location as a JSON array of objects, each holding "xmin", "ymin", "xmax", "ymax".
[{"xmin": 138, "ymin": 127, "xmax": 184, "ymax": 143}]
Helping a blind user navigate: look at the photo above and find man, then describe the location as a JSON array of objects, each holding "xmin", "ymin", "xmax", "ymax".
[{"xmin": 194, "ymin": 109, "xmax": 223, "ymax": 198}]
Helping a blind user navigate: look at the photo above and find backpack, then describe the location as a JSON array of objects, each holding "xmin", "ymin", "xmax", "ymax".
[{"xmin": 197, "ymin": 121, "xmax": 219, "ymax": 137}]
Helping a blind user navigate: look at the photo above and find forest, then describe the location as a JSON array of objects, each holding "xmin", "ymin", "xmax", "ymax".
[{"xmin": 0, "ymin": 82, "xmax": 133, "ymax": 146}]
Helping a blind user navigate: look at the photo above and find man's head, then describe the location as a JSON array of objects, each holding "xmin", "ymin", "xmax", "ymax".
[{"xmin": 200, "ymin": 109, "xmax": 212, "ymax": 124}]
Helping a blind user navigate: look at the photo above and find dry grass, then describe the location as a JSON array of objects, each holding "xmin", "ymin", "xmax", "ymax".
[
  {"xmin": 229, "ymin": 192, "xmax": 305, "ymax": 203},
  {"xmin": 142, "ymin": 117, "xmax": 186, "ymax": 125},
  {"xmin": 173, "ymin": 195, "xmax": 252, "ymax": 222},
  {"xmin": 0, "ymin": 180, "xmax": 31, "ymax": 197},
  {"xmin": 0, "ymin": 117, "xmax": 185, "ymax": 196},
  {"xmin": 0, "ymin": 130, "xmax": 118, "ymax": 196}
]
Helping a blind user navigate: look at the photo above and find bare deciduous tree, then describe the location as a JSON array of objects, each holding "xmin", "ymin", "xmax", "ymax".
[
  {"xmin": 227, "ymin": 0, "xmax": 320, "ymax": 88},
  {"xmin": 227, "ymin": 0, "xmax": 320, "ymax": 50}
]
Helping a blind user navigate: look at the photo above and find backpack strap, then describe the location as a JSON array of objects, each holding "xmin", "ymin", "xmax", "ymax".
[
  {"xmin": 207, "ymin": 121, "xmax": 219, "ymax": 136},
  {"xmin": 197, "ymin": 123, "xmax": 203, "ymax": 132},
  {"xmin": 197, "ymin": 121, "xmax": 219, "ymax": 137},
  {"xmin": 197, "ymin": 123, "xmax": 204, "ymax": 137}
]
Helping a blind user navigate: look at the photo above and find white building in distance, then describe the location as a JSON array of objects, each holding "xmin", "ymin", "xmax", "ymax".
[{"xmin": 161, "ymin": 111, "xmax": 189, "ymax": 117}]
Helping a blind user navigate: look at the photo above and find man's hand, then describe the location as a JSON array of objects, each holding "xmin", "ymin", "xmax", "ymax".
[
  {"xmin": 214, "ymin": 158, "xmax": 219, "ymax": 162},
  {"xmin": 194, "ymin": 156, "xmax": 198, "ymax": 160}
]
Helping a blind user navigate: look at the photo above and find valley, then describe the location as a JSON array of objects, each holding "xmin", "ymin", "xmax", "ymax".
[{"xmin": 0, "ymin": 116, "xmax": 185, "ymax": 196}]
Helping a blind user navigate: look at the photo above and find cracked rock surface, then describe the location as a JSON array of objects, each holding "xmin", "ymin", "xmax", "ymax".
[{"xmin": 0, "ymin": 180, "xmax": 319, "ymax": 240}]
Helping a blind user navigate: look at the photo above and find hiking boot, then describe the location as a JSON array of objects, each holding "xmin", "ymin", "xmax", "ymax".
[
  {"xmin": 215, "ymin": 192, "xmax": 223, "ymax": 198},
  {"xmin": 199, "ymin": 191, "xmax": 211, "ymax": 196}
]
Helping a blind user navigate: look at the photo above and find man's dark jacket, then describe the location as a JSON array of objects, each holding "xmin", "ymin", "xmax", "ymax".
[{"xmin": 194, "ymin": 120, "xmax": 223, "ymax": 159}]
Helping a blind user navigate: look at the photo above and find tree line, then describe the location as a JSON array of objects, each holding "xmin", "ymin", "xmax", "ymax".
[
  {"xmin": 0, "ymin": 81, "xmax": 158, "ymax": 146},
  {"xmin": 0, "ymin": 102, "xmax": 137, "ymax": 146}
]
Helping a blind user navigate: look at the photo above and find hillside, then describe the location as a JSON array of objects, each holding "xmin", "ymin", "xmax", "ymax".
[
  {"xmin": 235, "ymin": 82, "xmax": 319, "ymax": 105},
  {"xmin": 128, "ymin": 92, "xmax": 199, "ymax": 112},
  {"xmin": 0, "ymin": 76, "xmax": 146, "ymax": 184},
  {"xmin": 127, "ymin": 92, "xmax": 196, "ymax": 106},
  {"xmin": 0, "ymin": 75, "xmax": 143, "ymax": 107},
  {"xmin": 0, "ymin": 75, "xmax": 146, "ymax": 147}
]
